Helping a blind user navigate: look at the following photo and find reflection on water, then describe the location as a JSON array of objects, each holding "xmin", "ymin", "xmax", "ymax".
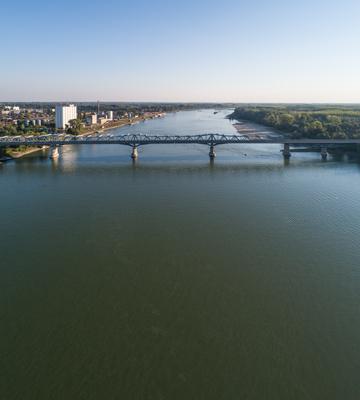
[{"xmin": 1, "ymin": 110, "xmax": 360, "ymax": 400}]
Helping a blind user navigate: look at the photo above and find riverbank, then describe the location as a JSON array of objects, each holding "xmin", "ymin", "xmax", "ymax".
[
  {"xmin": 81, "ymin": 112, "xmax": 166, "ymax": 135},
  {"xmin": 231, "ymin": 120, "xmax": 283, "ymax": 140},
  {"xmin": 0, "ymin": 146, "xmax": 46, "ymax": 162},
  {"xmin": 230, "ymin": 105, "xmax": 360, "ymax": 140},
  {"xmin": 0, "ymin": 112, "xmax": 166, "ymax": 162}
]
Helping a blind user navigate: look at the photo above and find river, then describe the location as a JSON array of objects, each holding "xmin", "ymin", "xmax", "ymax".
[{"xmin": 1, "ymin": 109, "xmax": 360, "ymax": 399}]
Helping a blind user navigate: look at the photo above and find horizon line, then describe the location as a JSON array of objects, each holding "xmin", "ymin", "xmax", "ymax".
[{"xmin": 2, "ymin": 101, "xmax": 360, "ymax": 105}]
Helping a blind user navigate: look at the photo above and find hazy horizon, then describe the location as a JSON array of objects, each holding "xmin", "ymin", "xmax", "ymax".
[
  {"xmin": 2, "ymin": 0, "xmax": 360, "ymax": 103},
  {"xmin": 3, "ymin": 101, "xmax": 360, "ymax": 105}
]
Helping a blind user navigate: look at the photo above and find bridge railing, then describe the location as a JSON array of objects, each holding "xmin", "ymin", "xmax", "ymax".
[
  {"xmin": 1, "ymin": 133, "xmax": 360, "ymax": 146},
  {"xmin": 0, "ymin": 133, "xmax": 254, "ymax": 146}
]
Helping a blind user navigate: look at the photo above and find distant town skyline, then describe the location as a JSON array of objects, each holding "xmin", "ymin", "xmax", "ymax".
[{"xmin": 2, "ymin": 0, "xmax": 360, "ymax": 103}]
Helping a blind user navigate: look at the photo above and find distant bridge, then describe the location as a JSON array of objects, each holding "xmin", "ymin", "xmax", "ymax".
[{"xmin": 1, "ymin": 133, "xmax": 359, "ymax": 160}]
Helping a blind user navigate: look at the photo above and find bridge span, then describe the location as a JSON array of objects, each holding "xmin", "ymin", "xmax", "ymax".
[{"xmin": 1, "ymin": 133, "xmax": 360, "ymax": 160}]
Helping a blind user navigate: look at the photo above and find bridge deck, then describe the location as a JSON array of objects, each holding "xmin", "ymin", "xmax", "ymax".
[{"xmin": 1, "ymin": 134, "xmax": 360, "ymax": 147}]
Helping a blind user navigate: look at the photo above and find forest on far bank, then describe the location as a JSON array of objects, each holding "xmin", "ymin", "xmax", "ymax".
[{"xmin": 230, "ymin": 105, "xmax": 360, "ymax": 139}]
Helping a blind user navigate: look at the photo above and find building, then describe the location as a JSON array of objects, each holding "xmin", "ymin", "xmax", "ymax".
[
  {"xmin": 107, "ymin": 111, "xmax": 114, "ymax": 120},
  {"xmin": 55, "ymin": 104, "xmax": 77, "ymax": 129},
  {"xmin": 86, "ymin": 113, "xmax": 97, "ymax": 125},
  {"xmin": 98, "ymin": 117, "xmax": 108, "ymax": 125}
]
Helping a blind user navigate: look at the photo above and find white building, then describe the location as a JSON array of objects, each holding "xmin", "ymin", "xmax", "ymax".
[
  {"xmin": 86, "ymin": 113, "xmax": 97, "ymax": 125},
  {"xmin": 55, "ymin": 104, "xmax": 77, "ymax": 129},
  {"xmin": 98, "ymin": 117, "xmax": 108, "ymax": 125},
  {"xmin": 107, "ymin": 111, "xmax": 114, "ymax": 120}
]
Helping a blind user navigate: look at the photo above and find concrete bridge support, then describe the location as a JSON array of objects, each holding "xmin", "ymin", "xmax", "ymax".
[
  {"xmin": 131, "ymin": 145, "xmax": 138, "ymax": 160},
  {"xmin": 209, "ymin": 145, "xmax": 216, "ymax": 159},
  {"xmin": 321, "ymin": 146, "xmax": 328, "ymax": 160},
  {"xmin": 283, "ymin": 143, "xmax": 291, "ymax": 159},
  {"xmin": 49, "ymin": 146, "xmax": 60, "ymax": 159}
]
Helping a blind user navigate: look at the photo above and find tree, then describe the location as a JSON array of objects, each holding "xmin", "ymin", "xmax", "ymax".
[
  {"xmin": 67, "ymin": 119, "xmax": 82, "ymax": 134},
  {"xmin": 278, "ymin": 113, "xmax": 296, "ymax": 131},
  {"xmin": 308, "ymin": 120, "xmax": 325, "ymax": 136},
  {"xmin": 264, "ymin": 113, "xmax": 279, "ymax": 126}
]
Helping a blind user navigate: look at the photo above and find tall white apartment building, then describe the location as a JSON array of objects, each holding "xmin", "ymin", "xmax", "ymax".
[
  {"xmin": 107, "ymin": 111, "xmax": 114, "ymax": 120},
  {"xmin": 55, "ymin": 104, "xmax": 77, "ymax": 129}
]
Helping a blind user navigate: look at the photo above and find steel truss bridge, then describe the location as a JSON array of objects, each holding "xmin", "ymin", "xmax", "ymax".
[{"xmin": 1, "ymin": 133, "xmax": 360, "ymax": 160}]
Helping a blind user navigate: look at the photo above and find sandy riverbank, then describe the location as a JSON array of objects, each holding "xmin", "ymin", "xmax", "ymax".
[
  {"xmin": 232, "ymin": 120, "xmax": 283, "ymax": 140},
  {"xmin": 0, "ymin": 146, "xmax": 47, "ymax": 162}
]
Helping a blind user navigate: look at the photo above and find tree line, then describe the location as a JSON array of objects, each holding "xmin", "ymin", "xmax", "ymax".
[
  {"xmin": 0, "ymin": 124, "xmax": 50, "ymax": 137},
  {"xmin": 230, "ymin": 106, "xmax": 360, "ymax": 139}
]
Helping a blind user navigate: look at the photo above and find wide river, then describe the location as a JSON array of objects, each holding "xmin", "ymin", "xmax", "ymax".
[{"xmin": 1, "ymin": 109, "xmax": 360, "ymax": 399}]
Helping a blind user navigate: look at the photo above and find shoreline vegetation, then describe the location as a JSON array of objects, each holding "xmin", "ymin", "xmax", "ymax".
[
  {"xmin": 0, "ymin": 146, "xmax": 46, "ymax": 163},
  {"xmin": 229, "ymin": 105, "xmax": 360, "ymax": 140}
]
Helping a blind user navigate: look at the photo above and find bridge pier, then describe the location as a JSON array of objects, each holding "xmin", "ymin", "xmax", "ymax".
[
  {"xmin": 131, "ymin": 145, "xmax": 138, "ymax": 160},
  {"xmin": 321, "ymin": 146, "xmax": 328, "ymax": 160},
  {"xmin": 283, "ymin": 143, "xmax": 291, "ymax": 159},
  {"xmin": 49, "ymin": 146, "xmax": 59, "ymax": 159},
  {"xmin": 209, "ymin": 144, "xmax": 216, "ymax": 159}
]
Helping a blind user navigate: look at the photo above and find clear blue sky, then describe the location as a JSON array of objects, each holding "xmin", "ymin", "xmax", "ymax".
[{"xmin": 2, "ymin": 0, "xmax": 360, "ymax": 102}]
